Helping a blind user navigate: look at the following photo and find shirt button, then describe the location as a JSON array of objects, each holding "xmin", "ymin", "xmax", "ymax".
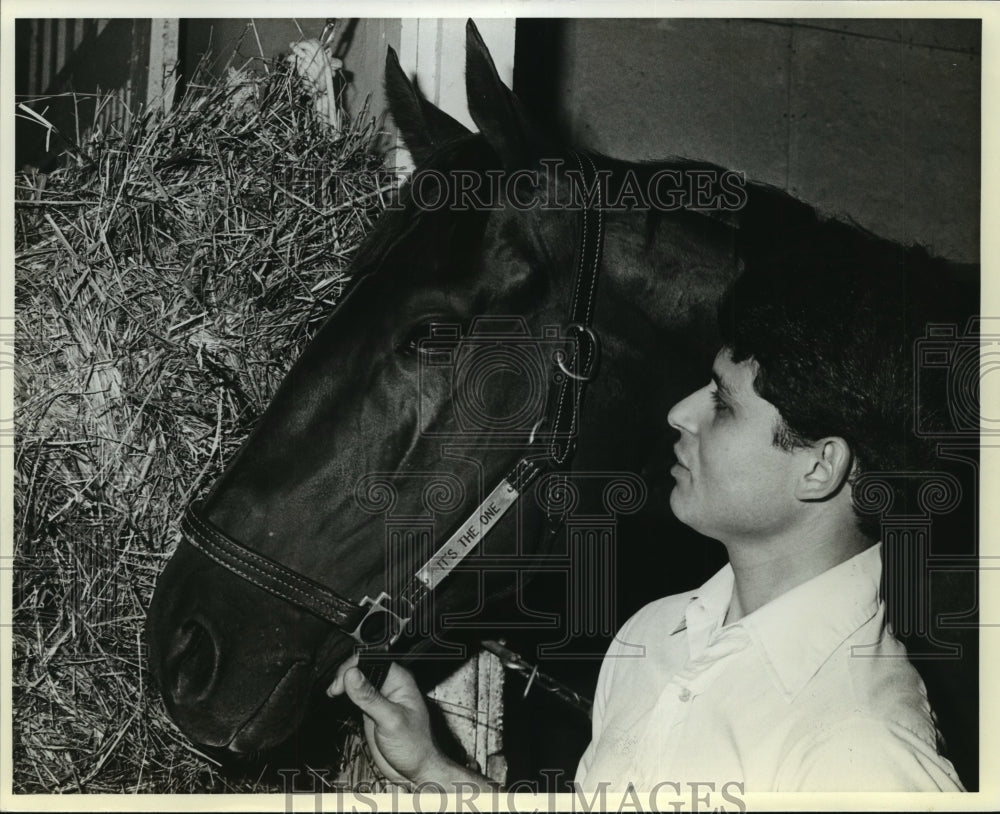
[{"xmin": 678, "ymin": 688, "xmax": 691, "ymax": 702}]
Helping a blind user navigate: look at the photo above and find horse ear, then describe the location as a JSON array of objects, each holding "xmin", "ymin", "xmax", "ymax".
[
  {"xmin": 465, "ymin": 19, "xmax": 534, "ymax": 169},
  {"xmin": 385, "ymin": 45, "xmax": 471, "ymax": 166}
]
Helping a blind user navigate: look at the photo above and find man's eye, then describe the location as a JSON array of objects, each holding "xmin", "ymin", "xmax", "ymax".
[{"xmin": 711, "ymin": 389, "xmax": 730, "ymax": 414}]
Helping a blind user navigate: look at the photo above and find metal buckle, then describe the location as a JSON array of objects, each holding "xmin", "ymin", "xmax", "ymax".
[
  {"xmin": 555, "ymin": 323, "xmax": 600, "ymax": 382},
  {"xmin": 349, "ymin": 591, "xmax": 412, "ymax": 648}
]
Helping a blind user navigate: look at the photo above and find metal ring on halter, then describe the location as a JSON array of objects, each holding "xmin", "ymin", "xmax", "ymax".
[
  {"xmin": 528, "ymin": 417, "xmax": 547, "ymax": 446},
  {"xmin": 349, "ymin": 591, "xmax": 412, "ymax": 648},
  {"xmin": 556, "ymin": 324, "xmax": 600, "ymax": 382}
]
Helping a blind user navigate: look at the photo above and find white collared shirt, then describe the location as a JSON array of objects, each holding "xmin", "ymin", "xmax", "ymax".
[{"xmin": 575, "ymin": 544, "xmax": 964, "ymax": 792}]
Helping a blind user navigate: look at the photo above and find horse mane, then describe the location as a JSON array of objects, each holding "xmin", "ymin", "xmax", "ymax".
[
  {"xmin": 351, "ymin": 138, "xmax": 968, "ymax": 289},
  {"xmin": 591, "ymin": 152, "xmax": 961, "ymax": 271}
]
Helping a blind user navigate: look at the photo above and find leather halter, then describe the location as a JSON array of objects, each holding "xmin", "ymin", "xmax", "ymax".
[{"xmin": 180, "ymin": 152, "xmax": 606, "ymax": 677}]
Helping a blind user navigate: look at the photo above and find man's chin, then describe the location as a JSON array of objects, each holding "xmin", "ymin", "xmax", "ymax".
[
  {"xmin": 668, "ymin": 486, "xmax": 688, "ymax": 523},
  {"xmin": 668, "ymin": 488, "xmax": 710, "ymax": 537}
]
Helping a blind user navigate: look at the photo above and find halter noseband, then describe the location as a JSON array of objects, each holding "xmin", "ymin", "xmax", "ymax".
[{"xmin": 180, "ymin": 152, "xmax": 606, "ymax": 681}]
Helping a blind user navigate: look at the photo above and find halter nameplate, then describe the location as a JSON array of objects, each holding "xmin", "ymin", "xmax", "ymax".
[{"xmin": 415, "ymin": 459, "xmax": 541, "ymax": 591}]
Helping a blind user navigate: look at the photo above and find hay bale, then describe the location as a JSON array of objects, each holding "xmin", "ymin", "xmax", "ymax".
[{"xmin": 13, "ymin": 50, "xmax": 393, "ymax": 793}]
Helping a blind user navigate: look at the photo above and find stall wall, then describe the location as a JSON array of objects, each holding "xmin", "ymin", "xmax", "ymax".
[{"xmin": 528, "ymin": 18, "xmax": 979, "ymax": 263}]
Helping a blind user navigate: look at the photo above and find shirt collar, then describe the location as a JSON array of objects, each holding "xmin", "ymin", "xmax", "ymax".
[
  {"xmin": 670, "ymin": 561, "xmax": 735, "ymax": 656},
  {"xmin": 672, "ymin": 544, "xmax": 883, "ymax": 698}
]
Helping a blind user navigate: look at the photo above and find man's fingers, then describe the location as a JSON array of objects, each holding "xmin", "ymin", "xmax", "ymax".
[
  {"xmin": 344, "ymin": 667, "xmax": 401, "ymax": 727},
  {"xmin": 379, "ymin": 662, "xmax": 421, "ymax": 699},
  {"xmin": 326, "ymin": 653, "xmax": 360, "ymax": 697}
]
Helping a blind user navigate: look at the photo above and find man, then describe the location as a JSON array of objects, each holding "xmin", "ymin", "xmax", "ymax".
[{"xmin": 329, "ymin": 223, "xmax": 968, "ymax": 792}]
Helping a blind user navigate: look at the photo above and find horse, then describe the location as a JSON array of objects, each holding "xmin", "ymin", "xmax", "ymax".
[{"xmin": 146, "ymin": 21, "xmax": 977, "ymax": 781}]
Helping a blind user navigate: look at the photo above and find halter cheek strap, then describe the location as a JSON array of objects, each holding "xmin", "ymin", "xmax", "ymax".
[
  {"xmin": 179, "ymin": 151, "xmax": 606, "ymax": 686},
  {"xmin": 550, "ymin": 152, "xmax": 605, "ymax": 466}
]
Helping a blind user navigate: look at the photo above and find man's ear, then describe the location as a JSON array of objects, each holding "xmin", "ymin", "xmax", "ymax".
[{"xmin": 795, "ymin": 437, "xmax": 854, "ymax": 501}]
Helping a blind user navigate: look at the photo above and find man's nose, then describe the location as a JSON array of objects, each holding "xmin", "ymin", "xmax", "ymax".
[{"xmin": 667, "ymin": 387, "xmax": 704, "ymax": 434}]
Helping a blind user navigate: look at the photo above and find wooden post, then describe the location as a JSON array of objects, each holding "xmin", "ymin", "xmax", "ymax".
[{"xmin": 147, "ymin": 19, "xmax": 180, "ymax": 115}]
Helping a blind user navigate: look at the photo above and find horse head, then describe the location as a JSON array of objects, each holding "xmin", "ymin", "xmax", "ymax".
[{"xmin": 147, "ymin": 21, "xmax": 762, "ymax": 756}]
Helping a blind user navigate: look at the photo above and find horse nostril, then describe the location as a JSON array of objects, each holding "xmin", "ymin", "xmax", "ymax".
[{"xmin": 167, "ymin": 620, "xmax": 220, "ymax": 704}]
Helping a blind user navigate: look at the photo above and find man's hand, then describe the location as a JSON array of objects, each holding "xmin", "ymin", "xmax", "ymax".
[{"xmin": 328, "ymin": 656, "xmax": 493, "ymax": 790}]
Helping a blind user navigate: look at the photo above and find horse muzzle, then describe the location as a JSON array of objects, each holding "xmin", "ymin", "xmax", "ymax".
[{"xmin": 146, "ymin": 541, "xmax": 347, "ymax": 753}]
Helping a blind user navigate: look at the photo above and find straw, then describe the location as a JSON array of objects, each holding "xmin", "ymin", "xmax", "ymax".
[{"xmin": 13, "ymin": 47, "xmax": 392, "ymax": 793}]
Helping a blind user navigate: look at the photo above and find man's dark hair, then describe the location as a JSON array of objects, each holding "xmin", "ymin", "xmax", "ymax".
[{"xmin": 718, "ymin": 213, "xmax": 973, "ymax": 537}]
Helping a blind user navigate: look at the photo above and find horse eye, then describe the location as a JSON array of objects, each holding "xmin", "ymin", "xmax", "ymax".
[
  {"xmin": 397, "ymin": 320, "xmax": 461, "ymax": 358},
  {"xmin": 398, "ymin": 325, "xmax": 429, "ymax": 356}
]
